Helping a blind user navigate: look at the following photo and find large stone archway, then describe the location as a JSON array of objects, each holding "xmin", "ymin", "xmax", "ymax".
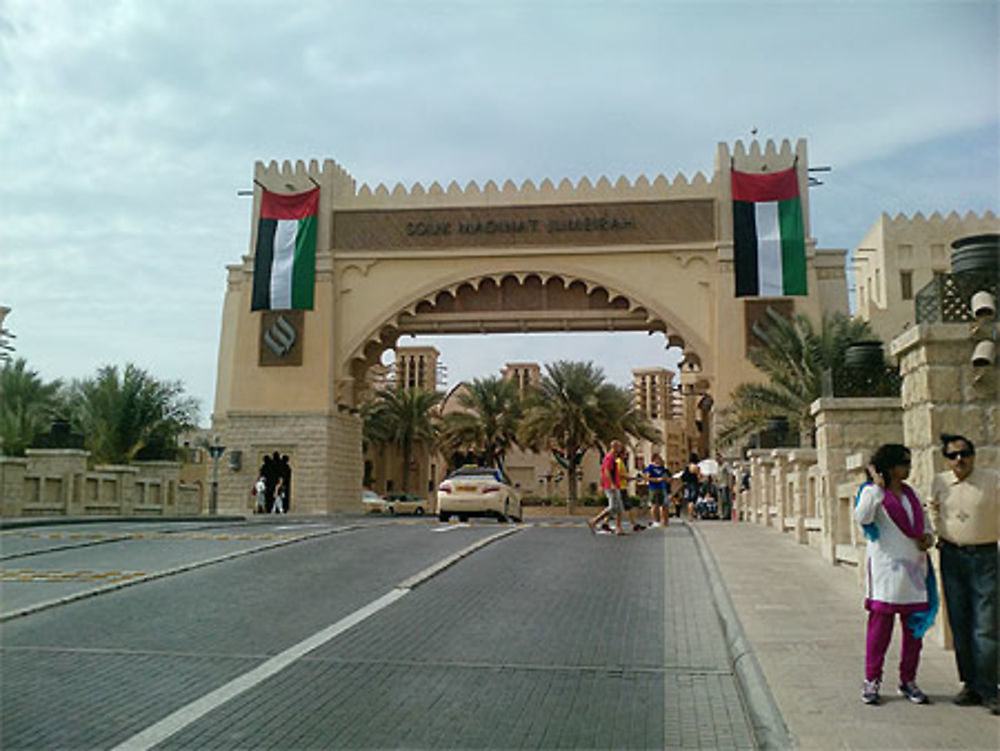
[{"xmin": 211, "ymin": 139, "xmax": 848, "ymax": 513}]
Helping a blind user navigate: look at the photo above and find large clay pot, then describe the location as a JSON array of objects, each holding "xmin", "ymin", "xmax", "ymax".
[
  {"xmin": 951, "ymin": 233, "xmax": 999, "ymax": 276},
  {"xmin": 844, "ymin": 340, "xmax": 884, "ymax": 369}
]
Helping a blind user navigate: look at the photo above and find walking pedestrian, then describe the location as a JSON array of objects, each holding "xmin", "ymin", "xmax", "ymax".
[
  {"xmin": 273, "ymin": 477, "xmax": 287, "ymax": 514},
  {"xmin": 588, "ymin": 440, "xmax": 627, "ymax": 535},
  {"xmin": 642, "ymin": 453, "xmax": 669, "ymax": 527},
  {"xmin": 854, "ymin": 443, "xmax": 936, "ymax": 706},
  {"xmin": 619, "ymin": 449, "xmax": 645, "ymax": 532},
  {"xmin": 680, "ymin": 454, "xmax": 701, "ymax": 520},
  {"xmin": 252, "ymin": 475, "xmax": 267, "ymax": 514},
  {"xmin": 930, "ymin": 433, "xmax": 999, "ymax": 715}
]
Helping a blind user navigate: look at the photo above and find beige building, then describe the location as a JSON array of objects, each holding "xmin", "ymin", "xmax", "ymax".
[
  {"xmin": 211, "ymin": 138, "xmax": 849, "ymax": 514},
  {"xmin": 852, "ymin": 211, "xmax": 999, "ymax": 344},
  {"xmin": 631, "ymin": 367, "xmax": 687, "ymax": 471}
]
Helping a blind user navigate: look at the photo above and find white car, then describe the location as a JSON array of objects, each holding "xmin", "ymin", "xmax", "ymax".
[
  {"xmin": 362, "ymin": 489, "xmax": 389, "ymax": 513},
  {"xmin": 437, "ymin": 466, "xmax": 522, "ymax": 523}
]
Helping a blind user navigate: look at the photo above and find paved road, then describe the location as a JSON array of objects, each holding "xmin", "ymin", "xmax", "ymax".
[{"xmin": 1, "ymin": 518, "xmax": 756, "ymax": 750}]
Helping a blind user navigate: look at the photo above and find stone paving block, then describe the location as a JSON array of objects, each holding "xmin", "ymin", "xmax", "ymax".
[{"xmin": 0, "ymin": 651, "xmax": 258, "ymax": 750}]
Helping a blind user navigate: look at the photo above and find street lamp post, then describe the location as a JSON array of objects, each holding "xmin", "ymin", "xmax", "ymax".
[{"xmin": 207, "ymin": 437, "xmax": 226, "ymax": 515}]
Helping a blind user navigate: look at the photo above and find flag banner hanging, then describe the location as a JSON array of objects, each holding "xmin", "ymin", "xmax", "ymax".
[
  {"xmin": 251, "ymin": 187, "xmax": 319, "ymax": 311},
  {"xmin": 732, "ymin": 167, "xmax": 807, "ymax": 298}
]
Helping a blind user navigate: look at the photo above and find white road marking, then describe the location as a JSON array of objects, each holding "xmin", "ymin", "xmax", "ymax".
[
  {"xmin": 432, "ymin": 523, "xmax": 470, "ymax": 532},
  {"xmin": 111, "ymin": 588, "xmax": 407, "ymax": 751},
  {"xmin": 110, "ymin": 526, "xmax": 521, "ymax": 751}
]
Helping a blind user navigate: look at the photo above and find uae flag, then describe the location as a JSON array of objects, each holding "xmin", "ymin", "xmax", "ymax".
[
  {"xmin": 251, "ymin": 187, "xmax": 319, "ymax": 311},
  {"xmin": 732, "ymin": 167, "xmax": 807, "ymax": 297}
]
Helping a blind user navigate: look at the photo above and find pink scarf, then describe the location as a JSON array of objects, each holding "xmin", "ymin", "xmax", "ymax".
[{"xmin": 882, "ymin": 483, "xmax": 924, "ymax": 539}]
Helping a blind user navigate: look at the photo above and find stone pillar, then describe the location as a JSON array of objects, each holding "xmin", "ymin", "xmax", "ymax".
[
  {"xmin": 770, "ymin": 450, "xmax": 791, "ymax": 532},
  {"xmin": 217, "ymin": 409, "xmax": 364, "ymax": 516},
  {"xmin": 892, "ymin": 323, "xmax": 998, "ymax": 650},
  {"xmin": 0, "ymin": 457, "xmax": 28, "ymax": 517},
  {"xmin": 746, "ymin": 450, "xmax": 771, "ymax": 525},
  {"xmin": 811, "ymin": 397, "xmax": 903, "ymax": 564},
  {"xmin": 133, "ymin": 461, "xmax": 182, "ymax": 515},
  {"xmin": 25, "ymin": 449, "xmax": 89, "ymax": 515},
  {"xmin": 787, "ymin": 448, "xmax": 817, "ymax": 544},
  {"xmin": 94, "ymin": 465, "xmax": 139, "ymax": 514},
  {"xmin": 892, "ymin": 323, "xmax": 998, "ymax": 501}
]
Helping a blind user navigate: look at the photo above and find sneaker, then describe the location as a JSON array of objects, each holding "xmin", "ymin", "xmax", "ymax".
[
  {"xmin": 953, "ymin": 684, "xmax": 982, "ymax": 706},
  {"xmin": 633, "ymin": 524, "xmax": 646, "ymax": 532},
  {"xmin": 983, "ymin": 696, "xmax": 1000, "ymax": 715},
  {"xmin": 650, "ymin": 522, "xmax": 661, "ymax": 528},
  {"xmin": 861, "ymin": 679, "xmax": 881, "ymax": 705},
  {"xmin": 898, "ymin": 681, "xmax": 930, "ymax": 704},
  {"xmin": 599, "ymin": 523, "xmax": 613, "ymax": 533}
]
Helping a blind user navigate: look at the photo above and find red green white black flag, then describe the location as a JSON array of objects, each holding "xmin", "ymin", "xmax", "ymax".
[
  {"xmin": 732, "ymin": 167, "xmax": 807, "ymax": 298},
  {"xmin": 251, "ymin": 187, "xmax": 319, "ymax": 311}
]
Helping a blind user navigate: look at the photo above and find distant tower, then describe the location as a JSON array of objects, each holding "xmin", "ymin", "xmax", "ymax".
[
  {"xmin": 501, "ymin": 362, "xmax": 541, "ymax": 394},
  {"xmin": 394, "ymin": 346, "xmax": 441, "ymax": 391}
]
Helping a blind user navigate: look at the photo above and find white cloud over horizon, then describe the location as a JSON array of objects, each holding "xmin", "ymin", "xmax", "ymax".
[{"xmin": 1, "ymin": 0, "xmax": 997, "ymax": 424}]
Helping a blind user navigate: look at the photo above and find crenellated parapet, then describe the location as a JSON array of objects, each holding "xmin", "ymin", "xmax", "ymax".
[
  {"xmin": 715, "ymin": 138, "xmax": 807, "ymax": 174},
  {"xmin": 878, "ymin": 209, "xmax": 999, "ymax": 231},
  {"xmin": 254, "ymin": 158, "xmax": 357, "ymax": 199},
  {"xmin": 251, "ymin": 138, "xmax": 813, "ymax": 211},
  {"xmin": 347, "ymin": 171, "xmax": 714, "ymax": 209}
]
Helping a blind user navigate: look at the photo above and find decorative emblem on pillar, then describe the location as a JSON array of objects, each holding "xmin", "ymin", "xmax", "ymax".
[{"xmin": 259, "ymin": 310, "xmax": 304, "ymax": 366}]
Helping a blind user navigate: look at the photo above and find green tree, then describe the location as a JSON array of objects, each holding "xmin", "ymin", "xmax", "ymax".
[
  {"xmin": 518, "ymin": 361, "xmax": 659, "ymax": 512},
  {"xmin": 65, "ymin": 364, "xmax": 199, "ymax": 464},
  {"xmin": 363, "ymin": 386, "xmax": 443, "ymax": 492},
  {"xmin": 717, "ymin": 311, "xmax": 881, "ymax": 447},
  {"xmin": 0, "ymin": 358, "xmax": 62, "ymax": 456},
  {"xmin": 439, "ymin": 376, "xmax": 522, "ymax": 469}
]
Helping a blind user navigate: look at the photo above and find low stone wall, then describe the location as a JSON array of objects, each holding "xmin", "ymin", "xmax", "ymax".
[{"xmin": 0, "ymin": 449, "xmax": 204, "ymax": 518}]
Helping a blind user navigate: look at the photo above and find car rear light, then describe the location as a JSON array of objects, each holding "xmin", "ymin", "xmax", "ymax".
[
  {"xmin": 481, "ymin": 485, "xmax": 500, "ymax": 493},
  {"xmin": 438, "ymin": 483, "xmax": 452, "ymax": 493}
]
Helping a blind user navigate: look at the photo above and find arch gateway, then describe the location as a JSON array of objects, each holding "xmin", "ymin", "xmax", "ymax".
[{"xmin": 212, "ymin": 139, "xmax": 848, "ymax": 514}]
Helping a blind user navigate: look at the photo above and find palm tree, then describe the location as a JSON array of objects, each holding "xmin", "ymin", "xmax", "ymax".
[
  {"xmin": 439, "ymin": 376, "xmax": 522, "ymax": 469},
  {"xmin": 518, "ymin": 361, "xmax": 659, "ymax": 512},
  {"xmin": 65, "ymin": 363, "xmax": 199, "ymax": 464},
  {"xmin": 363, "ymin": 386, "xmax": 443, "ymax": 492},
  {"xmin": 717, "ymin": 311, "xmax": 881, "ymax": 448},
  {"xmin": 0, "ymin": 358, "xmax": 62, "ymax": 456}
]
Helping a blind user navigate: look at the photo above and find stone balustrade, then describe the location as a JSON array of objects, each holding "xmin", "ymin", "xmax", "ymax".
[{"xmin": 0, "ymin": 449, "xmax": 203, "ymax": 518}]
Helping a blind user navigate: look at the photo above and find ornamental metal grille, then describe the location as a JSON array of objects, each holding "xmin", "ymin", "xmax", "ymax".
[
  {"xmin": 915, "ymin": 272, "xmax": 1000, "ymax": 324},
  {"xmin": 822, "ymin": 365, "xmax": 902, "ymax": 398}
]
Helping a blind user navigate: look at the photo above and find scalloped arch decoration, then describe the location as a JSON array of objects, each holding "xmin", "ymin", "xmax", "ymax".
[{"xmin": 344, "ymin": 269, "xmax": 710, "ymax": 384}]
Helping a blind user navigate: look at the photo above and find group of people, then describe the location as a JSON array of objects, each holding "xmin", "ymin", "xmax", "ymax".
[
  {"xmin": 250, "ymin": 452, "xmax": 292, "ymax": 514},
  {"xmin": 586, "ymin": 443, "xmax": 735, "ymax": 535},
  {"xmin": 853, "ymin": 433, "xmax": 998, "ymax": 715}
]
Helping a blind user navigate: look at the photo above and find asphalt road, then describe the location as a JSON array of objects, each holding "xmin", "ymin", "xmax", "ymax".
[{"xmin": 0, "ymin": 517, "xmax": 756, "ymax": 750}]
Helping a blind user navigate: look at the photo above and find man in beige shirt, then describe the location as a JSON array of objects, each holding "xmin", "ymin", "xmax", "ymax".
[{"xmin": 929, "ymin": 433, "xmax": 999, "ymax": 715}]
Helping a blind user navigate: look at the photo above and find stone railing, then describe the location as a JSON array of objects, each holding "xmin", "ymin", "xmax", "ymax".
[
  {"xmin": 0, "ymin": 449, "xmax": 205, "ymax": 518},
  {"xmin": 737, "ymin": 396, "xmax": 904, "ymax": 569}
]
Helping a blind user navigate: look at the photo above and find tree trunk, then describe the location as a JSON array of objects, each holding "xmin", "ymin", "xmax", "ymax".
[
  {"xmin": 565, "ymin": 452, "xmax": 579, "ymax": 515},
  {"xmin": 401, "ymin": 441, "xmax": 411, "ymax": 493}
]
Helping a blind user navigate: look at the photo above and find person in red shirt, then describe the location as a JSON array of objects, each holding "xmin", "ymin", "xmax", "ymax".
[{"xmin": 588, "ymin": 440, "xmax": 627, "ymax": 535}]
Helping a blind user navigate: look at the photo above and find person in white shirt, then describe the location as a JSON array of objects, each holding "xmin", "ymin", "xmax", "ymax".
[
  {"xmin": 930, "ymin": 433, "xmax": 999, "ymax": 715},
  {"xmin": 854, "ymin": 443, "xmax": 935, "ymax": 706}
]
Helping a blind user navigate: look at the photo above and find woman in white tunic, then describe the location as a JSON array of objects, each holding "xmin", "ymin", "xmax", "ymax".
[{"xmin": 854, "ymin": 444, "xmax": 936, "ymax": 705}]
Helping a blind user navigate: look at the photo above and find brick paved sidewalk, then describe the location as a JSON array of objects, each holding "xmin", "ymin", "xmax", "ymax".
[{"xmin": 695, "ymin": 521, "xmax": 999, "ymax": 750}]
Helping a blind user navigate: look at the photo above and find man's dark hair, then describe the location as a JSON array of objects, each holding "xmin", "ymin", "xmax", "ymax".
[
  {"xmin": 940, "ymin": 433, "xmax": 975, "ymax": 455},
  {"xmin": 870, "ymin": 443, "xmax": 911, "ymax": 483}
]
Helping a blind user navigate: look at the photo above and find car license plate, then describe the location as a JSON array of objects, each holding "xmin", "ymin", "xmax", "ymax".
[{"xmin": 456, "ymin": 485, "xmax": 477, "ymax": 492}]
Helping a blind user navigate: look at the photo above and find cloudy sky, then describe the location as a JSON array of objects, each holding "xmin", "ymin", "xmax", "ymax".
[{"xmin": 1, "ymin": 0, "xmax": 997, "ymax": 425}]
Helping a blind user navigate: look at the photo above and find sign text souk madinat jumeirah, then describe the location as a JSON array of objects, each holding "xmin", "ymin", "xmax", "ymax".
[{"xmin": 406, "ymin": 213, "xmax": 638, "ymax": 238}]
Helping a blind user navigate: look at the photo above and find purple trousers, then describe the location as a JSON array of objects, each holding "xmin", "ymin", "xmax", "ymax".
[{"xmin": 865, "ymin": 610, "xmax": 922, "ymax": 683}]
